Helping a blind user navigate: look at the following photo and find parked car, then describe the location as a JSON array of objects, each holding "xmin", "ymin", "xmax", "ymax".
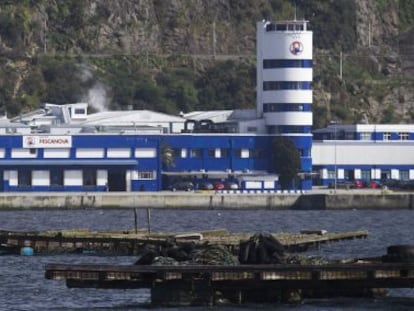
[
  {"xmin": 381, "ymin": 179, "xmax": 400, "ymax": 189},
  {"xmin": 364, "ymin": 181, "xmax": 381, "ymax": 189},
  {"xmin": 213, "ymin": 182, "xmax": 225, "ymax": 190},
  {"xmin": 197, "ymin": 182, "xmax": 214, "ymax": 190},
  {"xmin": 328, "ymin": 181, "xmax": 355, "ymax": 190},
  {"xmin": 168, "ymin": 181, "xmax": 194, "ymax": 192},
  {"xmin": 224, "ymin": 182, "xmax": 239, "ymax": 190},
  {"xmin": 354, "ymin": 181, "xmax": 364, "ymax": 188}
]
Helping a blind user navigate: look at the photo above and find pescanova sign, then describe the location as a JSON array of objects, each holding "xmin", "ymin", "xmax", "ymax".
[{"xmin": 23, "ymin": 136, "xmax": 72, "ymax": 148}]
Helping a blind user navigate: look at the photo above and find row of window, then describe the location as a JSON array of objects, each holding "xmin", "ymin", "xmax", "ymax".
[
  {"xmin": 267, "ymin": 125, "xmax": 312, "ymax": 134},
  {"xmin": 327, "ymin": 169, "xmax": 411, "ymax": 181},
  {"xmin": 2, "ymin": 148, "xmax": 157, "ymax": 159},
  {"xmin": 359, "ymin": 132, "xmax": 410, "ymax": 141},
  {"xmin": 172, "ymin": 148, "xmax": 265, "ymax": 159},
  {"xmin": 322, "ymin": 131, "xmax": 412, "ymax": 141},
  {"xmin": 263, "ymin": 59, "xmax": 312, "ymax": 69},
  {"xmin": 263, "ymin": 103, "xmax": 311, "ymax": 112},
  {"xmin": 16, "ymin": 169, "xmax": 156, "ymax": 187},
  {"xmin": 265, "ymin": 23, "xmax": 305, "ymax": 32},
  {"xmin": 263, "ymin": 81, "xmax": 311, "ymax": 91}
]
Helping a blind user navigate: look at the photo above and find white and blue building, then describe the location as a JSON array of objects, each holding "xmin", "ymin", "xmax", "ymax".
[
  {"xmin": 312, "ymin": 124, "xmax": 414, "ymax": 186},
  {"xmin": 0, "ymin": 19, "xmax": 412, "ymax": 192}
]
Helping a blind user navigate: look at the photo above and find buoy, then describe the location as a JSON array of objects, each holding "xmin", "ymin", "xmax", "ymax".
[
  {"xmin": 20, "ymin": 246, "xmax": 34, "ymax": 256},
  {"xmin": 21, "ymin": 240, "xmax": 34, "ymax": 256}
]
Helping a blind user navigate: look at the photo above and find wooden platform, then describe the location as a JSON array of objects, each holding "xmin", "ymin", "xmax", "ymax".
[
  {"xmin": 0, "ymin": 229, "xmax": 368, "ymax": 255},
  {"xmin": 45, "ymin": 262, "xmax": 414, "ymax": 305}
]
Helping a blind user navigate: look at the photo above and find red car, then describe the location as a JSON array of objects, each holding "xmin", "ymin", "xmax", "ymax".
[
  {"xmin": 365, "ymin": 181, "xmax": 381, "ymax": 189},
  {"xmin": 213, "ymin": 182, "xmax": 225, "ymax": 190},
  {"xmin": 354, "ymin": 181, "xmax": 364, "ymax": 188}
]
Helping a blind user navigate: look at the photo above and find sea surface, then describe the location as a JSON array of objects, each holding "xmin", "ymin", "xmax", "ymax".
[{"xmin": 0, "ymin": 208, "xmax": 413, "ymax": 311}]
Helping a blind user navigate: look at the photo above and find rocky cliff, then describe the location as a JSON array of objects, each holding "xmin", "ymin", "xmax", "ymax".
[{"xmin": 0, "ymin": 0, "xmax": 413, "ymax": 127}]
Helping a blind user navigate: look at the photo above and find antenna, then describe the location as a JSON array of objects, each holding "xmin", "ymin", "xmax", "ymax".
[{"xmin": 294, "ymin": 2, "xmax": 297, "ymax": 20}]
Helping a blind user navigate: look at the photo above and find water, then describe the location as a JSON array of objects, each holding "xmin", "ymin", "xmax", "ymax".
[{"xmin": 0, "ymin": 208, "xmax": 413, "ymax": 310}]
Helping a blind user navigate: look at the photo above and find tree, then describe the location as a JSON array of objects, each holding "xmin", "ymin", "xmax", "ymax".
[
  {"xmin": 160, "ymin": 142, "xmax": 175, "ymax": 170},
  {"xmin": 271, "ymin": 137, "xmax": 301, "ymax": 190}
]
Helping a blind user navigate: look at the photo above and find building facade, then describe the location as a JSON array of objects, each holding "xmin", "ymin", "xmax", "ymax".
[{"xmin": 313, "ymin": 124, "xmax": 414, "ymax": 187}]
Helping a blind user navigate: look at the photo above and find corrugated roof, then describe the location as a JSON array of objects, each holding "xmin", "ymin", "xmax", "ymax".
[{"xmin": 82, "ymin": 110, "xmax": 185, "ymax": 125}]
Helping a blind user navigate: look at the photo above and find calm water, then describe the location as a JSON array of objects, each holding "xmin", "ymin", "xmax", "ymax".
[{"xmin": 0, "ymin": 208, "xmax": 413, "ymax": 310}]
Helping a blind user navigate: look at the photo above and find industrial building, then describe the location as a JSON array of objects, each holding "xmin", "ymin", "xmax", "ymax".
[{"xmin": 0, "ymin": 19, "xmax": 412, "ymax": 192}]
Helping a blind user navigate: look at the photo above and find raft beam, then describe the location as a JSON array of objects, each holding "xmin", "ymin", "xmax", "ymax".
[{"xmin": 45, "ymin": 262, "xmax": 414, "ymax": 306}]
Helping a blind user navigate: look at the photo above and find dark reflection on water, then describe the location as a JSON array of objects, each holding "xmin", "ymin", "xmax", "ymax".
[{"xmin": 0, "ymin": 208, "xmax": 413, "ymax": 310}]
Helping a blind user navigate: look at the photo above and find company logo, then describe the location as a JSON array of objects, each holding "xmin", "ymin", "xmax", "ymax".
[
  {"xmin": 290, "ymin": 41, "xmax": 303, "ymax": 55},
  {"xmin": 25, "ymin": 136, "xmax": 35, "ymax": 146},
  {"xmin": 23, "ymin": 135, "xmax": 72, "ymax": 148},
  {"xmin": 38, "ymin": 137, "xmax": 70, "ymax": 145}
]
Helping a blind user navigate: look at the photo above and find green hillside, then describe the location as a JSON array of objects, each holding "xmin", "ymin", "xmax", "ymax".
[{"xmin": 0, "ymin": 0, "xmax": 413, "ymax": 128}]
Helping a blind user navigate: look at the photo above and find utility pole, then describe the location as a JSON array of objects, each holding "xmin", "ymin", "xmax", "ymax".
[
  {"xmin": 42, "ymin": 15, "xmax": 48, "ymax": 53},
  {"xmin": 368, "ymin": 23, "xmax": 372, "ymax": 48},
  {"xmin": 212, "ymin": 20, "xmax": 216, "ymax": 58}
]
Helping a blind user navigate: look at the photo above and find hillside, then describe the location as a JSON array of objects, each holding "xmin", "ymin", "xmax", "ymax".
[{"xmin": 0, "ymin": 0, "xmax": 413, "ymax": 128}]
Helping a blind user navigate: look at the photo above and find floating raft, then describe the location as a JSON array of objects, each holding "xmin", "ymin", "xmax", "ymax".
[
  {"xmin": 45, "ymin": 262, "xmax": 414, "ymax": 306},
  {"xmin": 0, "ymin": 229, "xmax": 368, "ymax": 255}
]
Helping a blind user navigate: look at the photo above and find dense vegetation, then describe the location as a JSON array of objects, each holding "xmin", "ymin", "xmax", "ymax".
[
  {"xmin": 0, "ymin": 0, "xmax": 413, "ymax": 127},
  {"xmin": 271, "ymin": 137, "xmax": 301, "ymax": 189}
]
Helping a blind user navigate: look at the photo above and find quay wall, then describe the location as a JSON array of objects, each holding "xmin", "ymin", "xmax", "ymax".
[{"xmin": 0, "ymin": 191, "xmax": 413, "ymax": 210}]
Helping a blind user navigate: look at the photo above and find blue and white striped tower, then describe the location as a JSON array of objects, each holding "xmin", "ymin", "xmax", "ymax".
[{"xmin": 256, "ymin": 20, "xmax": 313, "ymax": 189}]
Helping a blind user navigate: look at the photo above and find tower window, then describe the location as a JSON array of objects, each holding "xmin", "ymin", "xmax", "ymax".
[
  {"xmin": 263, "ymin": 81, "xmax": 311, "ymax": 91},
  {"xmin": 263, "ymin": 59, "xmax": 312, "ymax": 68}
]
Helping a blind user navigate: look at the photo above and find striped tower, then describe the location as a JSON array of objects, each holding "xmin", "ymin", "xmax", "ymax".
[{"xmin": 256, "ymin": 20, "xmax": 313, "ymax": 189}]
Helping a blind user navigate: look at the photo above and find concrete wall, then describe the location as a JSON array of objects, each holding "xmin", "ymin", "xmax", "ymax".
[{"xmin": 0, "ymin": 192, "xmax": 412, "ymax": 210}]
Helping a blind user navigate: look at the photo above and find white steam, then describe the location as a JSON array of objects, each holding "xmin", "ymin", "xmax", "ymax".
[
  {"xmin": 86, "ymin": 82, "xmax": 110, "ymax": 112},
  {"xmin": 78, "ymin": 63, "xmax": 111, "ymax": 112}
]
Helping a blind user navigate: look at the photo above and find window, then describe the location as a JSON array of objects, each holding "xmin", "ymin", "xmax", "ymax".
[
  {"xmin": 134, "ymin": 148, "xmax": 156, "ymax": 158},
  {"xmin": 247, "ymin": 127, "xmax": 257, "ymax": 132},
  {"xmin": 344, "ymin": 132, "xmax": 355, "ymax": 140},
  {"xmin": 327, "ymin": 170, "xmax": 336, "ymax": 179},
  {"xmin": 107, "ymin": 148, "xmax": 131, "ymax": 158},
  {"xmin": 208, "ymin": 149, "xmax": 216, "ymax": 158},
  {"xmin": 400, "ymin": 170, "xmax": 409, "ymax": 181},
  {"xmin": 44, "ymin": 148, "xmax": 70, "ymax": 158},
  {"xmin": 237, "ymin": 149, "xmax": 249, "ymax": 158},
  {"xmin": 171, "ymin": 148, "xmax": 187, "ymax": 158},
  {"xmin": 18, "ymin": 170, "xmax": 32, "ymax": 186},
  {"xmin": 263, "ymin": 81, "xmax": 311, "ymax": 91},
  {"xmin": 360, "ymin": 132, "xmax": 371, "ymax": 141},
  {"xmin": 74, "ymin": 108, "xmax": 85, "ymax": 115},
  {"xmin": 264, "ymin": 103, "xmax": 311, "ymax": 112},
  {"xmin": 399, "ymin": 132, "xmax": 409, "ymax": 140},
  {"xmin": 345, "ymin": 170, "xmax": 355, "ymax": 180},
  {"xmin": 220, "ymin": 149, "xmax": 229, "ymax": 158},
  {"xmin": 11, "ymin": 148, "xmax": 37, "ymax": 158},
  {"xmin": 265, "ymin": 22, "xmax": 304, "ymax": 31},
  {"xmin": 190, "ymin": 149, "xmax": 202, "ymax": 158},
  {"xmin": 83, "ymin": 169, "xmax": 97, "ymax": 186},
  {"xmin": 263, "ymin": 59, "xmax": 312, "ymax": 68},
  {"xmin": 361, "ymin": 170, "xmax": 371, "ymax": 180},
  {"xmin": 50, "ymin": 169, "xmax": 64, "ymax": 186},
  {"xmin": 383, "ymin": 132, "xmax": 391, "ymax": 141},
  {"xmin": 76, "ymin": 148, "xmax": 104, "ymax": 158},
  {"xmin": 137, "ymin": 171, "xmax": 156, "ymax": 180},
  {"xmin": 173, "ymin": 148, "xmax": 181, "ymax": 157}
]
